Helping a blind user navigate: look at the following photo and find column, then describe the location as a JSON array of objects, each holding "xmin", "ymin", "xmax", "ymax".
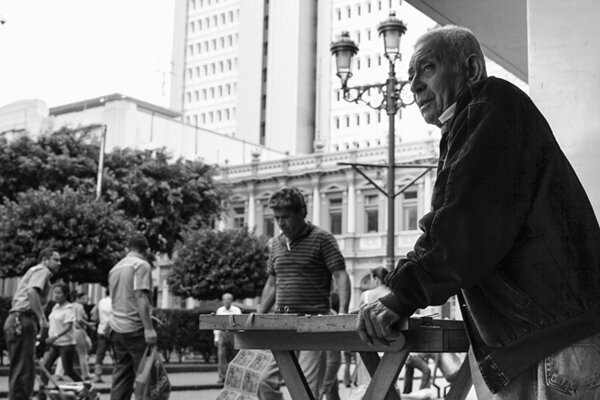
[
  {"xmin": 312, "ymin": 174, "xmax": 321, "ymax": 225},
  {"xmin": 346, "ymin": 170, "xmax": 356, "ymax": 234},
  {"xmin": 247, "ymin": 181, "xmax": 256, "ymax": 231},
  {"xmin": 528, "ymin": 0, "xmax": 600, "ymax": 217}
]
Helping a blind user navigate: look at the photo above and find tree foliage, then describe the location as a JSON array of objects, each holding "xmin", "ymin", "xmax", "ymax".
[
  {"xmin": 103, "ymin": 148, "xmax": 226, "ymax": 255},
  {"xmin": 168, "ymin": 228, "xmax": 269, "ymax": 300},
  {"xmin": 0, "ymin": 187, "xmax": 133, "ymax": 283},
  {"xmin": 0, "ymin": 129, "xmax": 227, "ymax": 282},
  {"xmin": 0, "ymin": 128, "xmax": 99, "ymax": 201}
]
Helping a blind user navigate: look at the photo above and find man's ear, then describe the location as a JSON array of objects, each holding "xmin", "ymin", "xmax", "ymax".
[{"xmin": 465, "ymin": 54, "xmax": 485, "ymax": 84}]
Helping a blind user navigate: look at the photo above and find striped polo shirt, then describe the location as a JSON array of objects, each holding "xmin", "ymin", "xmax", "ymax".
[{"xmin": 268, "ymin": 222, "xmax": 346, "ymax": 314}]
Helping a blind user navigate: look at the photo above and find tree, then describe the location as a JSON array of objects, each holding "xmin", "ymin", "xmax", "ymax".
[
  {"xmin": 102, "ymin": 147, "xmax": 226, "ymax": 255},
  {"xmin": 0, "ymin": 129, "xmax": 227, "ymax": 259},
  {"xmin": 0, "ymin": 187, "xmax": 133, "ymax": 284},
  {"xmin": 0, "ymin": 128, "xmax": 99, "ymax": 202},
  {"xmin": 168, "ymin": 228, "xmax": 269, "ymax": 300}
]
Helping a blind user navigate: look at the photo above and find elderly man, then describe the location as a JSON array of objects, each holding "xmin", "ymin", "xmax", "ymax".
[
  {"xmin": 357, "ymin": 25, "xmax": 600, "ymax": 399},
  {"xmin": 4, "ymin": 248, "xmax": 61, "ymax": 400},
  {"xmin": 214, "ymin": 293, "xmax": 241, "ymax": 384},
  {"xmin": 257, "ymin": 187, "xmax": 351, "ymax": 400}
]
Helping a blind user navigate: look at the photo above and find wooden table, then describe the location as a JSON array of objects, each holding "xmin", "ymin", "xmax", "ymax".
[{"xmin": 199, "ymin": 314, "xmax": 472, "ymax": 400}]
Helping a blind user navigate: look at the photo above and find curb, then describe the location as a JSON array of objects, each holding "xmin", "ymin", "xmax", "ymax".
[{"xmin": 0, "ymin": 384, "xmax": 226, "ymax": 398}]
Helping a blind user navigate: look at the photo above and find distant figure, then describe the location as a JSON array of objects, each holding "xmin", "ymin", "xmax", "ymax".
[
  {"xmin": 214, "ymin": 293, "xmax": 241, "ymax": 384},
  {"xmin": 3, "ymin": 248, "xmax": 61, "ymax": 400},
  {"xmin": 72, "ymin": 292, "xmax": 93, "ymax": 380},
  {"xmin": 39, "ymin": 284, "xmax": 83, "ymax": 394},
  {"xmin": 354, "ymin": 267, "xmax": 391, "ymax": 389},
  {"xmin": 108, "ymin": 233, "xmax": 156, "ymax": 400},
  {"xmin": 91, "ymin": 288, "xmax": 112, "ymax": 383}
]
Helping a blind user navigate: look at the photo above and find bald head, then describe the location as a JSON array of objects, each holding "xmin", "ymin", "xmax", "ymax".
[{"xmin": 222, "ymin": 293, "xmax": 234, "ymax": 309}]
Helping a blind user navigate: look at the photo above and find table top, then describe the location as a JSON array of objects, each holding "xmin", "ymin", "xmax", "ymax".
[{"xmin": 199, "ymin": 314, "xmax": 469, "ymax": 353}]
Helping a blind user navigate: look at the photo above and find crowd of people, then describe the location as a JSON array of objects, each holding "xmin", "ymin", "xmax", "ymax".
[{"xmin": 5, "ymin": 23, "xmax": 600, "ymax": 400}]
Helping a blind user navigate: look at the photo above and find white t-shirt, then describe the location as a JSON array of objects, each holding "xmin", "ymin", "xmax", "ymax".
[
  {"xmin": 214, "ymin": 305, "xmax": 242, "ymax": 342},
  {"xmin": 49, "ymin": 302, "xmax": 77, "ymax": 346},
  {"xmin": 96, "ymin": 296, "xmax": 113, "ymax": 335}
]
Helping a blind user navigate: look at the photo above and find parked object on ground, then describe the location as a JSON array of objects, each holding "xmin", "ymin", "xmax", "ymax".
[{"xmin": 36, "ymin": 360, "xmax": 100, "ymax": 400}]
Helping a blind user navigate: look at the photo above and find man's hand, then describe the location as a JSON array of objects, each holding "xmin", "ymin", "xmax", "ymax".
[
  {"xmin": 356, "ymin": 300, "xmax": 401, "ymax": 346},
  {"xmin": 144, "ymin": 328, "xmax": 157, "ymax": 345}
]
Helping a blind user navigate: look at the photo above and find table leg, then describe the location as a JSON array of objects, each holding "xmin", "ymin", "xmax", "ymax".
[
  {"xmin": 271, "ymin": 350, "xmax": 314, "ymax": 400},
  {"xmin": 444, "ymin": 358, "xmax": 472, "ymax": 400},
  {"xmin": 359, "ymin": 348, "xmax": 410, "ymax": 400}
]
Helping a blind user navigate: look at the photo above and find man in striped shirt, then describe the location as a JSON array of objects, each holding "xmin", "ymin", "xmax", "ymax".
[{"xmin": 257, "ymin": 187, "xmax": 351, "ymax": 400}]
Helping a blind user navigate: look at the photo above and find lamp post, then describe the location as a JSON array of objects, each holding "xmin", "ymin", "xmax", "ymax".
[{"xmin": 331, "ymin": 12, "xmax": 432, "ymax": 269}]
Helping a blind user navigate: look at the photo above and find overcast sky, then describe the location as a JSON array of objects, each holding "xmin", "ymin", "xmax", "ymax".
[{"xmin": 0, "ymin": 0, "xmax": 175, "ymax": 108}]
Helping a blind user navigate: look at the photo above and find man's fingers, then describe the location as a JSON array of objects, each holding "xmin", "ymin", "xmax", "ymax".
[{"xmin": 356, "ymin": 313, "xmax": 372, "ymax": 345}]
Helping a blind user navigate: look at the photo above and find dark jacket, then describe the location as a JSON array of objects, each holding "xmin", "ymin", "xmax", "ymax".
[{"xmin": 380, "ymin": 77, "xmax": 600, "ymax": 392}]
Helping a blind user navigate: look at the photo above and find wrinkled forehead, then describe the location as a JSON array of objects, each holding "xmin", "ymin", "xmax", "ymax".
[{"xmin": 408, "ymin": 35, "xmax": 446, "ymax": 72}]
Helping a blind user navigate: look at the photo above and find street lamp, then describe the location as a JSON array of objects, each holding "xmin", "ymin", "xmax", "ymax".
[{"xmin": 331, "ymin": 11, "xmax": 433, "ymax": 269}]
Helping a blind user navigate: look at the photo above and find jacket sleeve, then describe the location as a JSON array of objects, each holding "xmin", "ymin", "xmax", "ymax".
[{"xmin": 382, "ymin": 99, "xmax": 542, "ymax": 316}]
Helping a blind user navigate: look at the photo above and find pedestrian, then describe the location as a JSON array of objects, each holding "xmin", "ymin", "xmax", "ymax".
[
  {"xmin": 256, "ymin": 187, "xmax": 351, "ymax": 400},
  {"xmin": 214, "ymin": 293, "xmax": 241, "ymax": 385},
  {"xmin": 108, "ymin": 233, "xmax": 157, "ymax": 400},
  {"xmin": 3, "ymin": 247, "xmax": 61, "ymax": 400},
  {"xmin": 72, "ymin": 292, "xmax": 93, "ymax": 380},
  {"xmin": 353, "ymin": 267, "xmax": 391, "ymax": 394},
  {"xmin": 319, "ymin": 291, "xmax": 342, "ymax": 400},
  {"xmin": 38, "ymin": 284, "xmax": 83, "ymax": 398},
  {"xmin": 90, "ymin": 288, "xmax": 112, "ymax": 383},
  {"xmin": 357, "ymin": 25, "xmax": 600, "ymax": 399}
]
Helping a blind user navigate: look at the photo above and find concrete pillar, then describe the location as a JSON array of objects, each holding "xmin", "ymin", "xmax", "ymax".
[
  {"xmin": 312, "ymin": 174, "xmax": 321, "ymax": 225},
  {"xmin": 247, "ymin": 182, "xmax": 256, "ymax": 230},
  {"xmin": 346, "ymin": 171, "xmax": 356, "ymax": 233},
  {"xmin": 528, "ymin": 0, "xmax": 600, "ymax": 219}
]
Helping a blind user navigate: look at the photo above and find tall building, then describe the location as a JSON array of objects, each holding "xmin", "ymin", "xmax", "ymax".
[{"xmin": 169, "ymin": 0, "xmax": 445, "ymax": 156}]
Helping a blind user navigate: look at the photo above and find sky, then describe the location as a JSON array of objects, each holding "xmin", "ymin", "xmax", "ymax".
[{"xmin": 0, "ymin": 0, "xmax": 175, "ymax": 109}]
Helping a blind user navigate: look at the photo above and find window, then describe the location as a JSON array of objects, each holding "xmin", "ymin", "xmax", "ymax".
[
  {"xmin": 329, "ymin": 198, "xmax": 343, "ymax": 235},
  {"xmin": 225, "ymin": 109, "xmax": 230, "ymax": 119},
  {"xmin": 226, "ymin": 84, "xmax": 231, "ymax": 95},
  {"xmin": 356, "ymin": 114, "xmax": 360, "ymax": 126},
  {"xmin": 194, "ymin": 90, "xmax": 199, "ymax": 101},
  {"xmin": 347, "ymin": 7, "xmax": 351, "ymax": 17},
  {"xmin": 402, "ymin": 191, "xmax": 418, "ymax": 230},
  {"xmin": 367, "ymin": 29, "xmax": 371, "ymax": 41},
  {"xmin": 233, "ymin": 206, "xmax": 245, "ymax": 228},
  {"xmin": 365, "ymin": 194, "xmax": 379, "ymax": 233},
  {"xmin": 366, "ymin": 113, "xmax": 371, "ymax": 124},
  {"xmin": 335, "ymin": 117, "xmax": 340, "ymax": 129},
  {"xmin": 357, "ymin": 4, "xmax": 361, "ymax": 15},
  {"xmin": 209, "ymin": 112, "xmax": 214, "ymax": 123},
  {"xmin": 263, "ymin": 205, "xmax": 275, "ymax": 237},
  {"xmin": 190, "ymin": 21, "xmax": 195, "ymax": 33},
  {"xmin": 336, "ymin": 9, "xmax": 341, "ymax": 20}
]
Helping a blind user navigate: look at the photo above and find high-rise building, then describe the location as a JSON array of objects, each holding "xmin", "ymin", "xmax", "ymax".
[{"xmin": 169, "ymin": 0, "xmax": 447, "ymax": 157}]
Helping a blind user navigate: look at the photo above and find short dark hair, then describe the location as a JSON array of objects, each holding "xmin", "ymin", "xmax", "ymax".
[
  {"xmin": 53, "ymin": 283, "xmax": 71, "ymax": 302},
  {"xmin": 268, "ymin": 187, "xmax": 307, "ymax": 217},
  {"xmin": 370, "ymin": 266, "xmax": 389, "ymax": 283},
  {"xmin": 38, "ymin": 247, "xmax": 57, "ymax": 263},
  {"xmin": 128, "ymin": 233, "xmax": 149, "ymax": 253}
]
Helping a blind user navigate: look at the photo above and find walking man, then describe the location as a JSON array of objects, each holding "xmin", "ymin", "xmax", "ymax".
[
  {"xmin": 108, "ymin": 233, "xmax": 157, "ymax": 400},
  {"xmin": 214, "ymin": 293, "xmax": 241, "ymax": 384},
  {"xmin": 3, "ymin": 248, "xmax": 61, "ymax": 400},
  {"xmin": 257, "ymin": 187, "xmax": 351, "ymax": 400}
]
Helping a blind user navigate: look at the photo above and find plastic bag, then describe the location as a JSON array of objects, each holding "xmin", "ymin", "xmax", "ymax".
[{"xmin": 134, "ymin": 346, "xmax": 171, "ymax": 400}]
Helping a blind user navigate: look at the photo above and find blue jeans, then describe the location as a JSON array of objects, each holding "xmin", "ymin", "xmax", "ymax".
[
  {"xmin": 258, "ymin": 350, "xmax": 325, "ymax": 400},
  {"xmin": 320, "ymin": 350, "xmax": 341, "ymax": 400},
  {"xmin": 471, "ymin": 331, "xmax": 600, "ymax": 400},
  {"xmin": 4, "ymin": 312, "xmax": 37, "ymax": 400},
  {"xmin": 110, "ymin": 329, "xmax": 147, "ymax": 400}
]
